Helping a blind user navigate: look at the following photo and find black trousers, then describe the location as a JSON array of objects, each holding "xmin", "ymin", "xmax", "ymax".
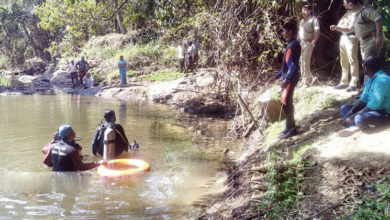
[{"xmin": 282, "ymin": 74, "xmax": 299, "ymax": 130}]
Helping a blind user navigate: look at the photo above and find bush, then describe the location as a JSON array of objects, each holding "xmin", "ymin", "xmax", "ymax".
[
  {"xmin": 0, "ymin": 56, "xmax": 9, "ymax": 69},
  {"xmin": 138, "ymin": 69, "xmax": 183, "ymax": 82}
]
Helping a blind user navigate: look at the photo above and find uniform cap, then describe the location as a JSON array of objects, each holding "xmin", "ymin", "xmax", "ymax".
[
  {"xmin": 302, "ymin": 2, "xmax": 312, "ymax": 9},
  {"xmin": 58, "ymin": 125, "xmax": 73, "ymax": 138}
]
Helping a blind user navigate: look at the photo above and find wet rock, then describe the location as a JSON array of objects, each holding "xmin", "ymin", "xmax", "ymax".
[
  {"xmin": 50, "ymin": 70, "xmax": 72, "ymax": 85},
  {"xmin": 153, "ymin": 95, "xmax": 173, "ymax": 104},
  {"xmin": 183, "ymin": 99, "xmax": 234, "ymax": 118},
  {"xmin": 18, "ymin": 75, "xmax": 36, "ymax": 84}
]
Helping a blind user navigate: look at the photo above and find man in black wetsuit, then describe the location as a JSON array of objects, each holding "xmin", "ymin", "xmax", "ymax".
[
  {"xmin": 43, "ymin": 125, "xmax": 104, "ymax": 171},
  {"xmin": 91, "ymin": 110, "xmax": 131, "ymax": 158},
  {"xmin": 271, "ymin": 20, "xmax": 301, "ymax": 139}
]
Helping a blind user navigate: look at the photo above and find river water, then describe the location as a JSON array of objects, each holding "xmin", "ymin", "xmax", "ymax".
[{"xmin": 0, "ymin": 93, "xmax": 233, "ymax": 219}]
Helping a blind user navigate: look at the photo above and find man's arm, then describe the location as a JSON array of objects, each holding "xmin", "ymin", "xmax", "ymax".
[
  {"xmin": 312, "ymin": 18, "xmax": 320, "ymax": 46},
  {"xmin": 70, "ymin": 150, "xmax": 100, "ymax": 171},
  {"xmin": 330, "ymin": 25, "xmax": 354, "ymax": 33},
  {"xmin": 375, "ymin": 19, "xmax": 384, "ymax": 48},
  {"xmin": 116, "ymin": 124, "xmax": 129, "ymax": 151},
  {"xmin": 43, "ymin": 150, "xmax": 53, "ymax": 167},
  {"xmin": 346, "ymin": 101, "xmax": 366, "ymax": 117}
]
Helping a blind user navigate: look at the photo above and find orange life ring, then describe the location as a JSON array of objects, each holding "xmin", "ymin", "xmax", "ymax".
[{"xmin": 97, "ymin": 159, "xmax": 151, "ymax": 178}]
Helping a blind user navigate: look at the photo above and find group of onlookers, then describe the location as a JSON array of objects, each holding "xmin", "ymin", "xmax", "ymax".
[
  {"xmin": 273, "ymin": 0, "xmax": 388, "ymax": 139},
  {"xmin": 332, "ymin": 0, "xmax": 389, "ymax": 136},
  {"xmin": 68, "ymin": 56, "xmax": 93, "ymax": 89},
  {"xmin": 176, "ymin": 40, "xmax": 199, "ymax": 76},
  {"xmin": 68, "ymin": 55, "xmax": 128, "ymax": 89}
]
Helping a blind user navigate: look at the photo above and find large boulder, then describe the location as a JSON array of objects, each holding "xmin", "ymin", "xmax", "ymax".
[
  {"xmin": 18, "ymin": 75, "xmax": 36, "ymax": 84},
  {"xmin": 50, "ymin": 70, "xmax": 72, "ymax": 85},
  {"xmin": 256, "ymin": 87, "xmax": 285, "ymax": 123}
]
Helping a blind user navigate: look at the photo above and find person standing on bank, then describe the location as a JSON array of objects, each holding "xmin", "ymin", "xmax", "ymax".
[
  {"xmin": 92, "ymin": 110, "xmax": 131, "ymax": 158},
  {"xmin": 176, "ymin": 41, "xmax": 185, "ymax": 72},
  {"xmin": 297, "ymin": 2, "xmax": 320, "ymax": 87},
  {"xmin": 68, "ymin": 60, "xmax": 78, "ymax": 88},
  {"xmin": 330, "ymin": 0, "xmax": 359, "ymax": 92},
  {"xmin": 185, "ymin": 41, "xmax": 195, "ymax": 77},
  {"xmin": 270, "ymin": 21, "xmax": 301, "ymax": 139},
  {"xmin": 118, "ymin": 55, "xmax": 127, "ymax": 85},
  {"xmin": 349, "ymin": 0, "xmax": 383, "ymax": 60},
  {"xmin": 76, "ymin": 56, "xmax": 89, "ymax": 87},
  {"xmin": 43, "ymin": 125, "xmax": 104, "ymax": 172}
]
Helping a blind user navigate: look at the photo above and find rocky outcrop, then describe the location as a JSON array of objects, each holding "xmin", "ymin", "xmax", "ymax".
[{"xmin": 50, "ymin": 70, "xmax": 72, "ymax": 85}]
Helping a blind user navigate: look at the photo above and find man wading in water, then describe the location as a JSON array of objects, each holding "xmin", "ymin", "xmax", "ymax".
[
  {"xmin": 43, "ymin": 125, "xmax": 105, "ymax": 171},
  {"xmin": 270, "ymin": 20, "xmax": 301, "ymax": 139},
  {"xmin": 92, "ymin": 110, "xmax": 137, "ymax": 158}
]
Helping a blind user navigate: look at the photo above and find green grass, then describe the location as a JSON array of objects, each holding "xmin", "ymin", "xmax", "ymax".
[
  {"xmin": 107, "ymin": 71, "xmax": 120, "ymax": 81},
  {"xmin": 260, "ymin": 144, "xmax": 311, "ymax": 219},
  {"xmin": 138, "ymin": 69, "xmax": 184, "ymax": 82},
  {"xmin": 0, "ymin": 55, "xmax": 8, "ymax": 69},
  {"xmin": 351, "ymin": 176, "xmax": 390, "ymax": 220},
  {"xmin": 294, "ymin": 87, "xmax": 337, "ymax": 121},
  {"xmin": 83, "ymin": 41, "xmax": 177, "ymax": 68},
  {"xmin": 127, "ymin": 70, "xmax": 138, "ymax": 78},
  {"xmin": 265, "ymin": 121, "xmax": 283, "ymax": 146},
  {"xmin": 0, "ymin": 77, "xmax": 11, "ymax": 87}
]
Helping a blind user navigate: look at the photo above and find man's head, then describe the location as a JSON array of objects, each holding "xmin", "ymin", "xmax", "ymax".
[
  {"xmin": 363, "ymin": 56, "xmax": 381, "ymax": 77},
  {"xmin": 81, "ymin": 56, "xmax": 85, "ymax": 61},
  {"xmin": 104, "ymin": 110, "xmax": 116, "ymax": 123},
  {"xmin": 189, "ymin": 41, "xmax": 193, "ymax": 46},
  {"xmin": 349, "ymin": 0, "xmax": 363, "ymax": 11},
  {"xmin": 71, "ymin": 60, "xmax": 74, "ymax": 64},
  {"xmin": 58, "ymin": 125, "xmax": 75, "ymax": 142},
  {"xmin": 282, "ymin": 21, "xmax": 298, "ymax": 41},
  {"xmin": 120, "ymin": 55, "xmax": 124, "ymax": 60},
  {"xmin": 343, "ymin": 0, "xmax": 351, "ymax": 9},
  {"xmin": 302, "ymin": 2, "xmax": 312, "ymax": 18}
]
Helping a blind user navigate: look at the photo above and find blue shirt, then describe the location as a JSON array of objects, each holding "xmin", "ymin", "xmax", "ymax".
[
  {"xmin": 275, "ymin": 38, "xmax": 301, "ymax": 80},
  {"xmin": 359, "ymin": 70, "xmax": 390, "ymax": 114},
  {"xmin": 76, "ymin": 60, "xmax": 89, "ymax": 72}
]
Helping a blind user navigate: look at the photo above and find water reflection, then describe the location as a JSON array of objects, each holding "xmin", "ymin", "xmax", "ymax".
[{"xmin": 0, "ymin": 94, "xmax": 233, "ymax": 219}]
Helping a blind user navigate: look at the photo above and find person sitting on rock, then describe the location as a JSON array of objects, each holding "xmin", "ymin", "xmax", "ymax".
[
  {"xmin": 339, "ymin": 56, "xmax": 390, "ymax": 137},
  {"xmin": 43, "ymin": 125, "xmax": 104, "ymax": 171},
  {"xmin": 92, "ymin": 110, "xmax": 136, "ymax": 158},
  {"xmin": 82, "ymin": 73, "xmax": 93, "ymax": 89}
]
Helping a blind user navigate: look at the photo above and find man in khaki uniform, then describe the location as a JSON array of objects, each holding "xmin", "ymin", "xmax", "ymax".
[
  {"xmin": 298, "ymin": 3, "xmax": 320, "ymax": 87},
  {"xmin": 349, "ymin": 0, "xmax": 383, "ymax": 60},
  {"xmin": 330, "ymin": 0, "xmax": 359, "ymax": 91}
]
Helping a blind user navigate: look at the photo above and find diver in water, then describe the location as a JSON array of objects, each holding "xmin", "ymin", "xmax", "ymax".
[
  {"xmin": 91, "ymin": 110, "xmax": 138, "ymax": 159},
  {"xmin": 43, "ymin": 125, "xmax": 104, "ymax": 171}
]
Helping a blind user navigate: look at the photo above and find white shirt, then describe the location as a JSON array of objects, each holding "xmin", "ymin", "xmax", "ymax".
[
  {"xmin": 69, "ymin": 64, "xmax": 76, "ymax": 73},
  {"xmin": 177, "ymin": 45, "xmax": 184, "ymax": 59}
]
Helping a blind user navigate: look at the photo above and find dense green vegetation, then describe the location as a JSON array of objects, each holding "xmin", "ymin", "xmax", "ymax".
[{"xmin": 1, "ymin": 0, "xmax": 389, "ymax": 73}]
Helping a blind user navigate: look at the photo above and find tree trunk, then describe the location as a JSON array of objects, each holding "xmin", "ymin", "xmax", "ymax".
[
  {"xmin": 113, "ymin": 0, "xmax": 127, "ymax": 34},
  {"xmin": 116, "ymin": 14, "xmax": 127, "ymax": 34}
]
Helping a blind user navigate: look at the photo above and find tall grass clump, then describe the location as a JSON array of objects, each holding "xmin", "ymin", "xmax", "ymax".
[{"xmin": 0, "ymin": 55, "xmax": 9, "ymax": 69}]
